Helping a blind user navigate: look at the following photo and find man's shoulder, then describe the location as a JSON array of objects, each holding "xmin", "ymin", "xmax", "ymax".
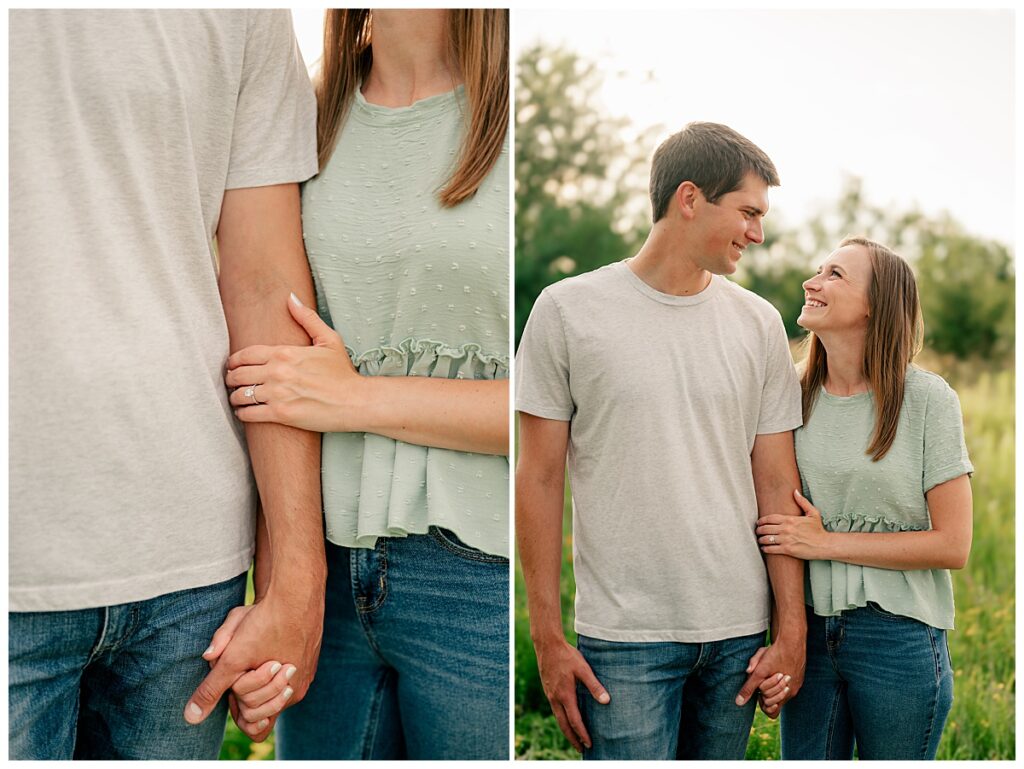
[
  {"xmin": 540, "ymin": 261, "xmax": 626, "ymax": 304},
  {"xmin": 718, "ymin": 277, "xmax": 786, "ymax": 325}
]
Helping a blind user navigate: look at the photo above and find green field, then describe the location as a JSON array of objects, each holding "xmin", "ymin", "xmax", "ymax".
[{"xmin": 514, "ymin": 363, "xmax": 1015, "ymax": 760}]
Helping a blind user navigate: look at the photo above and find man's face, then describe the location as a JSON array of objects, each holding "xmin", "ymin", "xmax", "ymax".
[{"xmin": 690, "ymin": 172, "xmax": 769, "ymax": 275}]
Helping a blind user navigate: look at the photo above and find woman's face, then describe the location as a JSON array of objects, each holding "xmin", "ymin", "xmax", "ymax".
[{"xmin": 798, "ymin": 244, "xmax": 872, "ymax": 335}]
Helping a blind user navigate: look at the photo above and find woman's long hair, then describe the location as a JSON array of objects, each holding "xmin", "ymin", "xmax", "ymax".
[
  {"xmin": 800, "ymin": 236, "xmax": 923, "ymax": 461},
  {"xmin": 314, "ymin": 9, "xmax": 509, "ymax": 208}
]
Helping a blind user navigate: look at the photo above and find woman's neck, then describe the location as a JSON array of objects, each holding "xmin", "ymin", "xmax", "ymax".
[
  {"xmin": 817, "ymin": 330, "xmax": 868, "ymax": 396},
  {"xmin": 361, "ymin": 10, "xmax": 460, "ymax": 107}
]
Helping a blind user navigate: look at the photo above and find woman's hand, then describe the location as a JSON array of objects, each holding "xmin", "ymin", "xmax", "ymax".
[
  {"xmin": 226, "ymin": 293, "xmax": 365, "ymax": 433},
  {"xmin": 756, "ymin": 490, "xmax": 831, "ymax": 560}
]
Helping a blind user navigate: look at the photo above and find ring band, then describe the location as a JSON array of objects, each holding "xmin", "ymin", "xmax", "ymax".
[
  {"xmin": 244, "ymin": 385, "xmax": 259, "ymax": 405},
  {"xmin": 769, "ymin": 535, "xmax": 777, "ymax": 545}
]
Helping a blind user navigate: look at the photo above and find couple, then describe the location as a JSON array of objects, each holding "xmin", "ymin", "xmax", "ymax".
[
  {"xmin": 10, "ymin": 9, "xmax": 509, "ymax": 761},
  {"xmin": 516, "ymin": 122, "xmax": 973, "ymax": 760}
]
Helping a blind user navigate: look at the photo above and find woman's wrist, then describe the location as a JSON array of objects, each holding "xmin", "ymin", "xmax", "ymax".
[{"xmin": 333, "ymin": 370, "xmax": 373, "ymax": 433}]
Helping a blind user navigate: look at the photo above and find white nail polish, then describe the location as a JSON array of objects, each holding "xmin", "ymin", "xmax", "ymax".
[
  {"xmin": 189, "ymin": 703, "xmax": 202, "ymax": 717},
  {"xmin": 289, "ymin": 292, "xmax": 303, "ymax": 307},
  {"xmin": 270, "ymin": 662, "xmax": 282, "ymax": 675},
  {"xmin": 282, "ymin": 687, "xmax": 294, "ymax": 701},
  {"xmin": 257, "ymin": 719, "xmax": 269, "ymax": 730},
  {"xmin": 203, "ymin": 645, "xmax": 215, "ymax": 656},
  {"xmin": 285, "ymin": 665, "xmax": 297, "ymax": 681}
]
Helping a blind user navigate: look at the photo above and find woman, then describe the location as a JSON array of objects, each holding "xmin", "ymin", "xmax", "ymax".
[
  {"xmin": 753, "ymin": 236, "xmax": 973, "ymax": 760},
  {"xmin": 221, "ymin": 9, "xmax": 510, "ymax": 759}
]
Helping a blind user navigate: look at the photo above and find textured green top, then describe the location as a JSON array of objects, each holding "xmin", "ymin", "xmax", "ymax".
[
  {"xmin": 301, "ymin": 86, "xmax": 510, "ymax": 557},
  {"xmin": 796, "ymin": 367, "xmax": 973, "ymax": 629}
]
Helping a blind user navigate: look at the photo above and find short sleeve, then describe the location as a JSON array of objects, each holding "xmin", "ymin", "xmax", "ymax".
[
  {"xmin": 226, "ymin": 10, "xmax": 318, "ymax": 189},
  {"xmin": 515, "ymin": 289, "xmax": 574, "ymax": 421},
  {"xmin": 922, "ymin": 379, "xmax": 974, "ymax": 492},
  {"xmin": 756, "ymin": 313, "xmax": 803, "ymax": 434}
]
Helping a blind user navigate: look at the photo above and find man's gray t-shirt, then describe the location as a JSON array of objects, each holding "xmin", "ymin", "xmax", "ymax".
[
  {"xmin": 9, "ymin": 10, "xmax": 318, "ymax": 611},
  {"xmin": 516, "ymin": 261, "xmax": 802, "ymax": 642}
]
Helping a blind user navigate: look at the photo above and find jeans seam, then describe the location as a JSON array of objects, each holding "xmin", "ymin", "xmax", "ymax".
[
  {"xmin": 824, "ymin": 683, "xmax": 845, "ymax": 758},
  {"xmin": 85, "ymin": 608, "xmax": 111, "ymax": 665},
  {"xmin": 355, "ymin": 541, "xmax": 389, "ymax": 614},
  {"xmin": 918, "ymin": 627, "xmax": 942, "ymax": 759},
  {"xmin": 359, "ymin": 669, "xmax": 393, "ymax": 760}
]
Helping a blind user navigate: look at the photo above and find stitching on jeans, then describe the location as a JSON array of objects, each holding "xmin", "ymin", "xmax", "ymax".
[
  {"xmin": 918, "ymin": 627, "xmax": 942, "ymax": 758},
  {"xmin": 824, "ymin": 683, "xmax": 845, "ymax": 758},
  {"xmin": 362, "ymin": 539, "xmax": 389, "ymax": 614},
  {"xmin": 85, "ymin": 608, "xmax": 111, "ymax": 665},
  {"xmin": 361, "ymin": 669, "xmax": 393, "ymax": 760},
  {"xmin": 428, "ymin": 526, "xmax": 508, "ymax": 564}
]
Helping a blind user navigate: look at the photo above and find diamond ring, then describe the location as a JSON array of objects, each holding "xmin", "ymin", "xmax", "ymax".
[
  {"xmin": 244, "ymin": 385, "xmax": 260, "ymax": 405},
  {"xmin": 769, "ymin": 535, "xmax": 777, "ymax": 545}
]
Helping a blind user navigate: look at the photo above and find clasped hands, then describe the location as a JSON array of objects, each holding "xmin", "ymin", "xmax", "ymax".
[{"xmin": 182, "ymin": 591, "xmax": 324, "ymax": 742}]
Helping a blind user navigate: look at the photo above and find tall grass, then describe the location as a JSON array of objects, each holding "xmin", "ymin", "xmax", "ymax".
[{"xmin": 514, "ymin": 365, "xmax": 1014, "ymax": 760}]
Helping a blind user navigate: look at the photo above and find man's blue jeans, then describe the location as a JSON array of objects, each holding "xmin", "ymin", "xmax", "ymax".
[
  {"xmin": 781, "ymin": 604, "xmax": 953, "ymax": 760},
  {"xmin": 9, "ymin": 572, "xmax": 246, "ymax": 760},
  {"xmin": 576, "ymin": 631, "xmax": 764, "ymax": 760},
  {"xmin": 275, "ymin": 529, "xmax": 509, "ymax": 760}
]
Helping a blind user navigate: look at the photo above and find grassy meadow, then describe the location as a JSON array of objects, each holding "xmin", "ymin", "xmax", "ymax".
[{"xmin": 514, "ymin": 361, "xmax": 1015, "ymax": 760}]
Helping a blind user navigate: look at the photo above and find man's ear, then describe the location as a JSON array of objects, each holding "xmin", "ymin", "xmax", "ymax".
[{"xmin": 674, "ymin": 181, "xmax": 700, "ymax": 220}]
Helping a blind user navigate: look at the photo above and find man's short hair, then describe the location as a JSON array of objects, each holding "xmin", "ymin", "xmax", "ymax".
[{"xmin": 649, "ymin": 122, "xmax": 780, "ymax": 223}]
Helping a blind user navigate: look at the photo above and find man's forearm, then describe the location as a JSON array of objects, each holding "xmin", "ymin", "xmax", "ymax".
[
  {"xmin": 217, "ymin": 185, "xmax": 325, "ymax": 597},
  {"xmin": 516, "ymin": 470, "xmax": 568, "ymax": 648}
]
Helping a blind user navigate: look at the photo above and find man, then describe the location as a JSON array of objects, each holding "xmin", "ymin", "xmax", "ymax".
[
  {"xmin": 10, "ymin": 10, "xmax": 324, "ymax": 758},
  {"xmin": 516, "ymin": 122, "xmax": 806, "ymax": 760}
]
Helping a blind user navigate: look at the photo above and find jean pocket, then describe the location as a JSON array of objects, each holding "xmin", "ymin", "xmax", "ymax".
[
  {"xmin": 428, "ymin": 526, "xmax": 508, "ymax": 564},
  {"xmin": 865, "ymin": 601, "xmax": 911, "ymax": 621}
]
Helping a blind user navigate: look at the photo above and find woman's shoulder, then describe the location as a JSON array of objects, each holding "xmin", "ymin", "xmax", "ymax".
[{"xmin": 904, "ymin": 366, "xmax": 962, "ymax": 412}]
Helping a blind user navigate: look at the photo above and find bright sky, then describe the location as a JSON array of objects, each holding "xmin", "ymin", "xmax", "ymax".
[{"xmin": 289, "ymin": 9, "xmax": 1014, "ymax": 245}]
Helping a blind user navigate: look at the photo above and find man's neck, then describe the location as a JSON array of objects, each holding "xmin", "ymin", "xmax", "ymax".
[{"xmin": 627, "ymin": 226, "xmax": 712, "ymax": 297}]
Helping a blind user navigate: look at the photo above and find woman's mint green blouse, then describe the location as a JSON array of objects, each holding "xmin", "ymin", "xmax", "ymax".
[
  {"xmin": 301, "ymin": 86, "xmax": 509, "ymax": 557},
  {"xmin": 795, "ymin": 367, "xmax": 973, "ymax": 629}
]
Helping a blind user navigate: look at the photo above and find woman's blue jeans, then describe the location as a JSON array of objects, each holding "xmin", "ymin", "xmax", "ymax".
[
  {"xmin": 275, "ymin": 529, "xmax": 509, "ymax": 760},
  {"xmin": 781, "ymin": 604, "xmax": 953, "ymax": 760}
]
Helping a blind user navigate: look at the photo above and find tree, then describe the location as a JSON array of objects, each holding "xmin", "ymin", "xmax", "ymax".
[{"xmin": 515, "ymin": 45, "xmax": 655, "ymax": 345}]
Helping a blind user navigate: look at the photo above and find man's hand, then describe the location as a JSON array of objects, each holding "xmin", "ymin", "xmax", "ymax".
[
  {"xmin": 535, "ymin": 637, "xmax": 609, "ymax": 753},
  {"xmin": 182, "ymin": 590, "xmax": 323, "ymax": 730},
  {"xmin": 735, "ymin": 637, "xmax": 805, "ymax": 709}
]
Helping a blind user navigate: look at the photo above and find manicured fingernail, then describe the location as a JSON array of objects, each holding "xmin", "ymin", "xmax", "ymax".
[
  {"xmin": 257, "ymin": 718, "xmax": 269, "ymax": 730},
  {"xmin": 270, "ymin": 662, "xmax": 282, "ymax": 675},
  {"xmin": 285, "ymin": 665, "xmax": 297, "ymax": 681},
  {"xmin": 735, "ymin": 696, "xmax": 745, "ymax": 706},
  {"xmin": 784, "ymin": 686, "xmax": 790, "ymax": 693},
  {"xmin": 289, "ymin": 292, "xmax": 303, "ymax": 307},
  {"xmin": 185, "ymin": 702, "xmax": 202, "ymax": 722},
  {"xmin": 784, "ymin": 675, "xmax": 792, "ymax": 683},
  {"xmin": 776, "ymin": 673, "xmax": 784, "ymax": 681},
  {"xmin": 282, "ymin": 687, "xmax": 294, "ymax": 701},
  {"xmin": 597, "ymin": 691, "xmax": 610, "ymax": 704},
  {"xmin": 203, "ymin": 644, "xmax": 215, "ymax": 657}
]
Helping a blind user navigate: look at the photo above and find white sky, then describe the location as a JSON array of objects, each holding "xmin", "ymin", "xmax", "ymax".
[{"xmin": 291, "ymin": 8, "xmax": 1014, "ymax": 246}]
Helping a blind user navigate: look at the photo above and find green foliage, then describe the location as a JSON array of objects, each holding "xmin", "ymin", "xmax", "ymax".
[
  {"xmin": 514, "ymin": 365, "xmax": 1015, "ymax": 760},
  {"xmin": 515, "ymin": 44, "xmax": 654, "ymax": 346}
]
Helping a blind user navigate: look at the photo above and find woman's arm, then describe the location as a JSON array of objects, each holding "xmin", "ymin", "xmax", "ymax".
[
  {"xmin": 756, "ymin": 476, "xmax": 973, "ymax": 570},
  {"xmin": 225, "ymin": 293, "xmax": 509, "ymax": 456}
]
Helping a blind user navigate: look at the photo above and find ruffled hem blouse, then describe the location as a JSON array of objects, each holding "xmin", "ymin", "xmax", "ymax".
[
  {"xmin": 301, "ymin": 84, "xmax": 510, "ymax": 557},
  {"xmin": 796, "ymin": 367, "xmax": 973, "ymax": 629}
]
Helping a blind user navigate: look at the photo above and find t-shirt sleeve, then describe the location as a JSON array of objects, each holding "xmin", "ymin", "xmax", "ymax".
[
  {"xmin": 225, "ymin": 10, "xmax": 318, "ymax": 189},
  {"xmin": 922, "ymin": 378, "xmax": 974, "ymax": 493},
  {"xmin": 756, "ymin": 313, "xmax": 803, "ymax": 434},
  {"xmin": 515, "ymin": 288, "xmax": 574, "ymax": 421}
]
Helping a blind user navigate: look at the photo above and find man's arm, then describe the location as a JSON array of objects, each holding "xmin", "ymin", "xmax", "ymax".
[
  {"xmin": 183, "ymin": 184, "xmax": 325, "ymax": 731},
  {"xmin": 516, "ymin": 412, "xmax": 608, "ymax": 753},
  {"xmin": 735, "ymin": 430, "xmax": 806, "ymax": 707}
]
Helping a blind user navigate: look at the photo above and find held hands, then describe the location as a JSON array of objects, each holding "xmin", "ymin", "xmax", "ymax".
[
  {"xmin": 226, "ymin": 293, "xmax": 364, "ymax": 433},
  {"xmin": 535, "ymin": 638, "xmax": 610, "ymax": 753},
  {"xmin": 735, "ymin": 639, "xmax": 805, "ymax": 715},
  {"xmin": 756, "ymin": 490, "xmax": 829, "ymax": 560},
  {"xmin": 182, "ymin": 591, "xmax": 324, "ymax": 741}
]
